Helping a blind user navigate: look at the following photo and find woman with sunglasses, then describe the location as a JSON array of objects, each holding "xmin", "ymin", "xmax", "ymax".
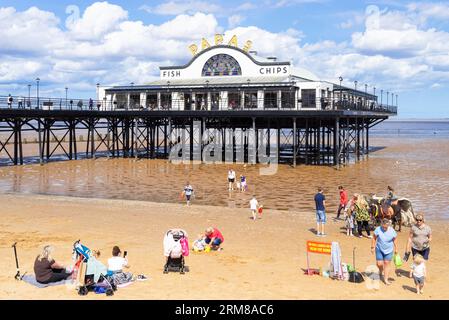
[{"xmin": 405, "ymin": 213, "xmax": 432, "ymax": 261}]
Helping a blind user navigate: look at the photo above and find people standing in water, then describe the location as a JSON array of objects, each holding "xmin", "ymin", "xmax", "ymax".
[
  {"xmin": 34, "ymin": 245, "xmax": 72, "ymax": 284},
  {"xmin": 250, "ymin": 195, "xmax": 259, "ymax": 221},
  {"xmin": 182, "ymin": 182, "xmax": 194, "ymax": 206},
  {"xmin": 227, "ymin": 169, "xmax": 236, "ymax": 191},
  {"xmin": 336, "ymin": 186, "xmax": 348, "ymax": 220},
  {"xmin": 240, "ymin": 174, "xmax": 247, "ymax": 192},
  {"xmin": 314, "ymin": 187, "xmax": 326, "ymax": 236}
]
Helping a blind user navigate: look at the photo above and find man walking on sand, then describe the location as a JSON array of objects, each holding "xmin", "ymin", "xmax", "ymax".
[
  {"xmin": 227, "ymin": 168, "xmax": 236, "ymax": 191},
  {"xmin": 314, "ymin": 187, "xmax": 326, "ymax": 236},
  {"xmin": 250, "ymin": 195, "xmax": 259, "ymax": 221}
]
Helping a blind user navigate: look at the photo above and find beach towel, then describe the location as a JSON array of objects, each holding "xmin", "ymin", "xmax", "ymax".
[
  {"xmin": 330, "ymin": 242, "xmax": 344, "ymax": 280},
  {"xmin": 22, "ymin": 274, "xmax": 72, "ymax": 288}
]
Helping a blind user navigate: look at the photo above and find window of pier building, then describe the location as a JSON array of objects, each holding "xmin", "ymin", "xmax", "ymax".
[
  {"xmin": 160, "ymin": 93, "xmax": 171, "ymax": 110},
  {"xmin": 228, "ymin": 91, "xmax": 242, "ymax": 110},
  {"xmin": 202, "ymin": 54, "xmax": 242, "ymax": 77},
  {"xmin": 115, "ymin": 94, "xmax": 127, "ymax": 109},
  {"xmin": 244, "ymin": 90, "xmax": 258, "ymax": 109},
  {"xmin": 146, "ymin": 93, "xmax": 157, "ymax": 110},
  {"xmin": 264, "ymin": 91, "xmax": 278, "ymax": 109},
  {"xmin": 301, "ymin": 89, "xmax": 316, "ymax": 109},
  {"xmin": 281, "ymin": 89, "xmax": 295, "ymax": 109},
  {"xmin": 210, "ymin": 91, "xmax": 219, "ymax": 110},
  {"xmin": 130, "ymin": 94, "xmax": 141, "ymax": 109},
  {"xmin": 193, "ymin": 92, "xmax": 208, "ymax": 110}
]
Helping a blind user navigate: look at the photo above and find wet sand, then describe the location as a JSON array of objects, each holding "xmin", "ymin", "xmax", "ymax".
[
  {"xmin": 1, "ymin": 137, "xmax": 448, "ymax": 220},
  {"xmin": 0, "ymin": 193, "xmax": 448, "ymax": 300}
]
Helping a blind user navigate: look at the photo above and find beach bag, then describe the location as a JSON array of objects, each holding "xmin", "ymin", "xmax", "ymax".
[
  {"xmin": 393, "ymin": 253, "xmax": 403, "ymax": 267},
  {"xmin": 180, "ymin": 237, "xmax": 189, "ymax": 257},
  {"xmin": 258, "ymin": 206, "xmax": 263, "ymax": 215},
  {"xmin": 348, "ymin": 271, "xmax": 364, "ymax": 283}
]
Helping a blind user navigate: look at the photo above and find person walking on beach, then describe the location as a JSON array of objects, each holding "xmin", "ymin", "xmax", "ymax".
[
  {"xmin": 371, "ymin": 218, "xmax": 398, "ymax": 285},
  {"xmin": 354, "ymin": 196, "xmax": 372, "ymax": 238},
  {"xmin": 240, "ymin": 174, "xmax": 247, "ymax": 192},
  {"xmin": 336, "ymin": 186, "xmax": 348, "ymax": 220},
  {"xmin": 34, "ymin": 245, "xmax": 72, "ymax": 284},
  {"xmin": 314, "ymin": 187, "xmax": 326, "ymax": 236},
  {"xmin": 405, "ymin": 213, "xmax": 431, "ymax": 261},
  {"xmin": 250, "ymin": 195, "xmax": 259, "ymax": 221},
  {"xmin": 410, "ymin": 254, "xmax": 426, "ymax": 294},
  {"xmin": 227, "ymin": 168, "xmax": 236, "ymax": 191},
  {"xmin": 182, "ymin": 182, "xmax": 194, "ymax": 206}
]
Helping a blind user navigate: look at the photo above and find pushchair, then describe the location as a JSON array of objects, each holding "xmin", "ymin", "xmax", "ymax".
[
  {"xmin": 72, "ymin": 240, "xmax": 116, "ymax": 296},
  {"xmin": 163, "ymin": 229, "xmax": 189, "ymax": 274}
]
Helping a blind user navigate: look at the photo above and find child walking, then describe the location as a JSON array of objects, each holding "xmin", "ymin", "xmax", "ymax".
[
  {"xmin": 344, "ymin": 208, "xmax": 354, "ymax": 236},
  {"xmin": 410, "ymin": 254, "xmax": 426, "ymax": 294}
]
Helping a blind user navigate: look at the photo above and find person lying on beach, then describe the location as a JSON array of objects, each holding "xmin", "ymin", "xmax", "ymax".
[
  {"xmin": 34, "ymin": 245, "xmax": 72, "ymax": 284},
  {"xmin": 204, "ymin": 227, "xmax": 224, "ymax": 250}
]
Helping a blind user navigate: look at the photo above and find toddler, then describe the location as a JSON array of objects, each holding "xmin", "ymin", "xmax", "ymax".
[{"xmin": 410, "ymin": 254, "xmax": 426, "ymax": 294}]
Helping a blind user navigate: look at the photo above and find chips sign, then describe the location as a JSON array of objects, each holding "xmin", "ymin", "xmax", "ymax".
[
  {"xmin": 306, "ymin": 241, "xmax": 332, "ymax": 255},
  {"xmin": 188, "ymin": 34, "xmax": 253, "ymax": 56}
]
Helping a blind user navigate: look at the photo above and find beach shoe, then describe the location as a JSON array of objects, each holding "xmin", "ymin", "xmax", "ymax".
[
  {"xmin": 321, "ymin": 233, "xmax": 326, "ymax": 237},
  {"xmin": 367, "ymin": 235, "xmax": 373, "ymax": 239},
  {"xmin": 136, "ymin": 274, "xmax": 148, "ymax": 281}
]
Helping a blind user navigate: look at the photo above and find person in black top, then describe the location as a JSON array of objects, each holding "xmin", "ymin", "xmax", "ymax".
[
  {"xmin": 34, "ymin": 245, "xmax": 72, "ymax": 284},
  {"xmin": 314, "ymin": 187, "xmax": 327, "ymax": 236}
]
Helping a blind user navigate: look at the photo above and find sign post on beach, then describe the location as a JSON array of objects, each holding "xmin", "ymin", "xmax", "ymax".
[{"xmin": 306, "ymin": 241, "xmax": 332, "ymax": 275}]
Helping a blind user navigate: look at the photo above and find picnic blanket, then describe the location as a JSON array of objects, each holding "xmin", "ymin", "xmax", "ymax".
[{"xmin": 22, "ymin": 274, "xmax": 72, "ymax": 288}]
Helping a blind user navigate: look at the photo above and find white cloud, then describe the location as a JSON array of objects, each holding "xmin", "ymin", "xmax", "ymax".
[
  {"xmin": 228, "ymin": 15, "xmax": 245, "ymax": 28},
  {"xmin": 140, "ymin": 1, "xmax": 221, "ymax": 15},
  {"xmin": 67, "ymin": 1, "xmax": 128, "ymax": 40}
]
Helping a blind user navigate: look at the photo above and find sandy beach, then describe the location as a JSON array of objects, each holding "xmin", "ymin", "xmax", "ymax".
[{"xmin": 1, "ymin": 193, "xmax": 448, "ymax": 300}]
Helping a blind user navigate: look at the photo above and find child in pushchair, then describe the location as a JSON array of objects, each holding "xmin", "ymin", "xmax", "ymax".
[
  {"xmin": 163, "ymin": 229, "xmax": 189, "ymax": 274},
  {"xmin": 72, "ymin": 240, "xmax": 116, "ymax": 296}
]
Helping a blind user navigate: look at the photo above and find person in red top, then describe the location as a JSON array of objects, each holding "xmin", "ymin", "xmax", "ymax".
[
  {"xmin": 336, "ymin": 186, "xmax": 348, "ymax": 220},
  {"xmin": 204, "ymin": 227, "xmax": 224, "ymax": 250}
]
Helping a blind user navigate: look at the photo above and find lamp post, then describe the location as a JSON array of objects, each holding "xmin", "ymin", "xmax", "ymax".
[
  {"xmin": 27, "ymin": 84, "xmax": 31, "ymax": 108},
  {"xmin": 396, "ymin": 94, "xmax": 398, "ymax": 107},
  {"xmin": 96, "ymin": 83, "xmax": 100, "ymax": 110},
  {"xmin": 364, "ymin": 84, "xmax": 368, "ymax": 108},
  {"xmin": 380, "ymin": 89, "xmax": 383, "ymax": 106},
  {"xmin": 387, "ymin": 91, "xmax": 389, "ymax": 106},
  {"xmin": 65, "ymin": 87, "xmax": 68, "ymax": 109},
  {"xmin": 36, "ymin": 77, "xmax": 40, "ymax": 109}
]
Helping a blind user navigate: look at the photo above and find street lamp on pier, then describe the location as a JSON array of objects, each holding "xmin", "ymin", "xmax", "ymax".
[
  {"xmin": 36, "ymin": 77, "xmax": 40, "ymax": 109},
  {"xmin": 65, "ymin": 87, "xmax": 68, "ymax": 109}
]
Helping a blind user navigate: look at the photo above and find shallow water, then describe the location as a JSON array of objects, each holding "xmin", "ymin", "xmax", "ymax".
[{"xmin": 0, "ymin": 135, "xmax": 448, "ymax": 220}]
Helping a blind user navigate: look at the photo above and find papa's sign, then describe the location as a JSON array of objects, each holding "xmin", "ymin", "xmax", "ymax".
[{"xmin": 188, "ymin": 34, "xmax": 252, "ymax": 56}]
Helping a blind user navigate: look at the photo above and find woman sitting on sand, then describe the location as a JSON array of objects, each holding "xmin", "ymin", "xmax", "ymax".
[
  {"xmin": 34, "ymin": 245, "xmax": 72, "ymax": 284},
  {"xmin": 107, "ymin": 246, "xmax": 133, "ymax": 285}
]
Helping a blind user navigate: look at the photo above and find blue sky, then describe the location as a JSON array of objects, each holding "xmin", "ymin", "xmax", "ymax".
[{"xmin": 1, "ymin": 0, "xmax": 449, "ymax": 118}]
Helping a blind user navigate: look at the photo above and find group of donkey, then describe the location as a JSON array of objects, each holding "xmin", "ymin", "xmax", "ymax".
[{"xmin": 363, "ymin": 195, "xmax": 417, "ymax": 232}]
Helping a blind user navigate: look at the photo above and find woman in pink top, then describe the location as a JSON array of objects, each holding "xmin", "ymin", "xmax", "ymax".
[
  {"xmin": 336, "ymin": 186, "xmax": 348, "ymax": 219},
  {"xmin": 204, "ymin": 227, "xmax": 224, "ymax": 250}
]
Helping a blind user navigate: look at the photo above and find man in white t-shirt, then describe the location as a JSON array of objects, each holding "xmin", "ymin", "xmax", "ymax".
[
  {"xmin": 227, "ymin": 169, "xmax": 236, "ymax": 191},
  {"xmin": 250, "ymin": 196, "xmax": 259, "ymax": 221},
  {"xmin": 107, "ymin": 246, "xmax": 130, "ymax": 272}
]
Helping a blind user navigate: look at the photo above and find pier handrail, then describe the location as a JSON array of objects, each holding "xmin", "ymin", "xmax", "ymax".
[{"xmin": 0, "ymin": 95, "xmax": 398, "ymax": 114}]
